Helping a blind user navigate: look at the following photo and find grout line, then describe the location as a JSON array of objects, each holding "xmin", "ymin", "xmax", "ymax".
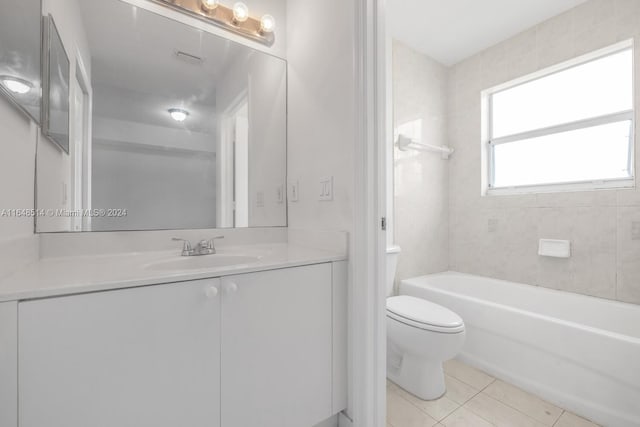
[
  {"xmin": 474, "ymin": 391, "xmax": 556, "ymax": 427},
  {"xmin": 480, "ymin": 384, "xmax": 564, "ymax": 426},
  {"xmin": 456, "ymin": 400, "xmax": 498, "ymax": 426},
  {"xmin": 552, "ymin": 410, "xmax": 566, "ymax": 427}
]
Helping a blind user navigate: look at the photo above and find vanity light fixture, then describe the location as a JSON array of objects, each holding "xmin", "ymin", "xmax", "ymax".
[
  {"xmin": 168, "ymin": 108, "xmax": 189, "ymax": 122},
  {"xmin": 1, "ymin": 76, "xmax": 33, "ymax": 95},
  {"xmin": 232, "ymin": 2, "xmax": 249, "ymax": 23},
  {"xmin": 259, "ymin": 14, "xmax": 275, "ymax": 34},
  {"xmin": 200, "ymin": 0, "xmax": 219, "ymax": 12},
  {"xmin": 154, "ymin": 0, "xmax": 275, "ymax": 46}
]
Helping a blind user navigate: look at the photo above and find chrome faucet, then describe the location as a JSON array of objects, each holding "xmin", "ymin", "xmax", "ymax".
[{"xmin": 172, "ymin": 236, "xmax": 224, "ymax": 256}]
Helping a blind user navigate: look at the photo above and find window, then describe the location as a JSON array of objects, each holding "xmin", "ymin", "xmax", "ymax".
[{"xmin": 485, "ymin": 42, "xmax": 634, "ymax": 194}]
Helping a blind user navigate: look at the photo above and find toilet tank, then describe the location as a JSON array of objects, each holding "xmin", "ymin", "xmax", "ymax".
[{"xmin": 386, "ymin": 246, "xmax": 401, "ymax": 296}]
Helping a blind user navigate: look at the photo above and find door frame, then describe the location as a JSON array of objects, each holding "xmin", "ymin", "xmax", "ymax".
[{"xmin": 349, "ymin": 0, "xmax": 388, "ymax": 426}]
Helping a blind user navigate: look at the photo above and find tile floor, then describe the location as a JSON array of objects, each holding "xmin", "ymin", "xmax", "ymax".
[{"xmin": 387, "ymin": 359, "xmax": 601, "ymax": 427}]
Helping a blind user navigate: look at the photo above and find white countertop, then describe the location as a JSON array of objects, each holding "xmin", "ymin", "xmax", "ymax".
[{"xmin": 0, "ymin": 243, "xmax": 347, "ymax": 302}]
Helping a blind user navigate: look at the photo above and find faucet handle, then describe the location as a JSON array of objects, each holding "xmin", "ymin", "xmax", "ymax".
[
  {"xmin": 207, "ymin": 236, "xmax": 225, "ymax": 251},
  {"xmin": 172, "ymin": 238, "xmax": 193, "ymax": 256}
]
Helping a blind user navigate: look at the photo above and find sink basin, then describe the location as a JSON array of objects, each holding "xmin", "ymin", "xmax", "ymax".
[{"xmin": 146, "ymin": 255, "xmax": 260, "ymax": 271}]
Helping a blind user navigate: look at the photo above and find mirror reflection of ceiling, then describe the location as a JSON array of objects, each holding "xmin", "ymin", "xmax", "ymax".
[
  {"xmin": 0, "ymin": 0, "xmax": 41, "ymax": 119},
  {"xmin": 78, "ymin": 0, "xmax": 248, "ymax": 134}
]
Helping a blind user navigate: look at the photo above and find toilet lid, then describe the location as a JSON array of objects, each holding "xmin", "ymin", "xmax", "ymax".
[{"xmin": 386, "ymin": 296, "xmax": 464, "ymax": 333}]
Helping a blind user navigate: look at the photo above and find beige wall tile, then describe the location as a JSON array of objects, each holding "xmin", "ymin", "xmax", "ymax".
[
  {"xmin": 393, "ymin": 41, "xmax": 450, "ymax": 283},
  {"xmin": 448, "ymin": 0, "xmax": 640, "ymax": 305},
  {"xmin": 617, "ymin": 207, "xmax": 640, "ymax": 303}
]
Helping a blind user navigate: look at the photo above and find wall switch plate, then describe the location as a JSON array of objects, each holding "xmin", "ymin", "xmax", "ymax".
[
  {"xmin": 290, "ymin": 181, "xmax": 299, "ymax": 202},
  {"xmin": 488, "ymin": 218, "xmax": 499, "ymax": 232},
  {"xmin": 319, "ymin": 176, "xmax": 333, "ymax": 201},
  {"xmin": 632, "ymin": 221, "xmax": 640, "ymax": 240},
  {"xmin": 276, "ymin": 185, "xmax": 284, "ymax": 204},
  {"xmin": 256, "ymin": 191, "xmax": 265, "ymax": 207}
]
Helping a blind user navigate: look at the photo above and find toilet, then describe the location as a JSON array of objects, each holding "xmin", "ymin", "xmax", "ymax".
[{"xmin": 386, "ymin": 246, "xmax": 466, "ymax": 400}]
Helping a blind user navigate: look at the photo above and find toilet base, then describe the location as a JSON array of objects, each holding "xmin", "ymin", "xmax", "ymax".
[{"xmin": 388, "ymin": 353, "xmax": 446, "ymax": 401}]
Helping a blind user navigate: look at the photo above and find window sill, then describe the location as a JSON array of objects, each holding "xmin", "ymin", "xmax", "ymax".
[{"xmin": 486, "ymin": 178, "xmax": 635, "ymax": 196}]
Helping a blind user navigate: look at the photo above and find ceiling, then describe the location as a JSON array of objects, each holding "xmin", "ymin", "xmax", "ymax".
[{"xmin": 387, "ymin": 0, "xmax": 588, "ymax": 66}]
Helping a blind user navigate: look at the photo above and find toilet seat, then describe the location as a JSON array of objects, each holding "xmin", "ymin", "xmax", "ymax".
[{"xmin": 387, "ymin": 296, "xmax": 464, "ymax": 334}]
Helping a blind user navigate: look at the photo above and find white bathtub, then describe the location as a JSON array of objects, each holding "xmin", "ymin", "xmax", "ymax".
[{"xmin": 400, "ymin": 272, "xmax": 640, "ymax": 427}]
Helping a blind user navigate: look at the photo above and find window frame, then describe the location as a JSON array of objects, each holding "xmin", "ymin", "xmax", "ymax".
[{"xmin": 484, "ymin": 40, "xmax": 635, "ymax": 196}]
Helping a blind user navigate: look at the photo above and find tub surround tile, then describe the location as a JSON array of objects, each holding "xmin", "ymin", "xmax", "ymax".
[
  {"xmin": 465, "ymin": 393, "xmax": 547, "ymax": 427},
  {"xmin": 443, "ymin": 359, "xmax": 495, "ymax": 391},
  {"xmin": 441, "ymin": 406, "xmax": 494, "ymax": 427},
  {"xmin": 553, "ymin": 411, "xmax": 600, "ymax": 427},
  {"xmin": 616, "ymin": 207, "xmax": 640, "ymax": 304},
  {"xmin": 483, "ymin": 380, "xmax": 562, "ymax": 426},
  {"xmin": 447, "ymin": 0, "xmax": 640, "ymax": 306}
]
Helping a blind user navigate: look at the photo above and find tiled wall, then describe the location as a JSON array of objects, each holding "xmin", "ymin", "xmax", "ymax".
[
  {"xmin": 447, "ymin": 0, "xmax": 640, "ymax": 304},
  {"xmin": 392, "ymin": 41, "xmax": 449, "ymax": 283}
]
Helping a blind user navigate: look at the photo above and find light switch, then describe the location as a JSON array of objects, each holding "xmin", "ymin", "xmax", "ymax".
[
  {"xmin": 277, "ymin": 185, "xmax": 284, "ymax": 204},
  {"xmin": 488, "ymin": 218, "xmax": 499, "ymax": 233},
  {"xmin": 319, "ymin": 176, "xmax": 333, "ymax": 201},
  {"xmin": 632, "ymin": 221, "xmax": 640, "ymax": 240},
  {"xmin": 290, "ymin": 181, "xmax": 299, "ymax": 202},
  {"xmin": 256, "ymin": 191, "xmax": 265, "ymax": 207}
]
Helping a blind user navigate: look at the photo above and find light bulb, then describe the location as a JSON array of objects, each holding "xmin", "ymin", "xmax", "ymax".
[
  {"xmin": 260, "ymin": 14, "xmax": 275, "ymax": 33},
  {"xmin": 232, "ymin": 2, "xmax": 249, "ymax": 23},
  {"xmin": 200, "ymin": 0, "xmax": 218, "ymax": 12},
  {"xmin": 168, "ymin": 108, "xmax": 189, "ymax": 122},
  {"xmin": 1, "ymin": 77, "xmax": 32, "ymax": 94}
]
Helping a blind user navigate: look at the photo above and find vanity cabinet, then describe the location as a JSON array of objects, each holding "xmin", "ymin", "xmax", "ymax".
[
  {"xmin": 15, "ymin": 262, "xmax": 345, "ymax": 427},
  {"xmin": 18, "ymin": 279, "xmax": 222, "ymax": 427},
  {"xmin": 221, "ymin": 264, "xmax": 332, "ymax": 427}
]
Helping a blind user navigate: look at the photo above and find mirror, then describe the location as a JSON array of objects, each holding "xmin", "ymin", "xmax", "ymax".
[
  {"xmin": 0, "ymin": 0, "xmax": 42, "ymax": 122},
  {"xmin": 35, "ymin": 0, "xmax": 287, "ymax": 232},
  {"xmin": 42, "ymin": 15, "xmax": 70, "ymax": 153}
]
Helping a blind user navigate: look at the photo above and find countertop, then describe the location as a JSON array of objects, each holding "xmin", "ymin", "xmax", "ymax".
[{"xmin": 0, "ymin": 243, "xmax": 347, "ymax": 302}]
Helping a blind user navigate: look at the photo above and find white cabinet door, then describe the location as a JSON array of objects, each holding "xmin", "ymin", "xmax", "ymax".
[
  {"xmin": 221, "ymin": 264, "xmax": 333, "ymax": 427},
  {"xmin": 19, "ymin": 279, "xmax": 221, "ymax": 427}
]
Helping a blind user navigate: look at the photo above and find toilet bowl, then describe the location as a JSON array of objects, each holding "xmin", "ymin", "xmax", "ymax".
[
  {"xmin": 386, "ymin": 295, "xmax": 465, "ymax": 400},
  {"xmin": 385, "ymin": 246, "xmax": 466, "ymax": 400}
]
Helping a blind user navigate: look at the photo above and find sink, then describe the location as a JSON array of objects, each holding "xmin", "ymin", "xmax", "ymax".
[{"xmin": 146, "ymin": 255, "xmax": 260, "ymax": 271}]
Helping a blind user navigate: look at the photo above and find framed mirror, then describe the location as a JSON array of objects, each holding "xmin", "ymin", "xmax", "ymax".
[
  {"xmin": 35, "ymin": 0, "xmax": 287, "ymax": 233},
  {"xmin": 42, "ymin": 14, "xmax": 70, "ymax": 153},
  {"xmin": 0, "ymin": 0, "xmax": 42, "ymax": 122}
]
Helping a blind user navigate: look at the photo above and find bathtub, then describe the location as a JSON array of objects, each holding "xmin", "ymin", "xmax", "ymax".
[{"xmin": 400, "ymin": 272, "xmax": 640, "ymax": 427}]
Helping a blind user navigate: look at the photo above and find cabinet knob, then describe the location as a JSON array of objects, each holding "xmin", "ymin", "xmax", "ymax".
[
  {"xmin": 205, "ymin": 286, "xmax": 219, "ymax": 299},
  {"xmin": 224, "ymin": 282, "xmax": 238, "ymax": 295}
]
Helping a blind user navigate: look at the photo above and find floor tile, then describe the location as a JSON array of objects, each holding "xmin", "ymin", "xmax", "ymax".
[
  {"xmin": 387, "ymin": 392, "xmax": 439, "ymax": 427},
  {"xmin": 484, "ymin": 380, "xmax": 563, "ymax": 425},
  {"xmin": 465, "ymin": 393, "xmax": 547, "ymax": 427},
  {"xmin": 392, "ymin": 384, "xmax": 461, "ymax": 421},
  {"xmin": 443, "ymin": 359, "xmax": 495, "ymax": 390},
  {"xmin": 441, "ymin": 406, "xmax": 494, "ymax": 427},
  {"xmin": 444, "ymin": 374, "xmax": 480, "ymax": 405},
  {"xmin": 553, "ymin": 411, "xmax": 600, "ymax": 427}
]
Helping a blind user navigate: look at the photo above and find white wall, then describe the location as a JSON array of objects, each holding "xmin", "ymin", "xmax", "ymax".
[
  {"xmin": 448, "ymin": 0, "xmax": 640, "ymax": 304},
  {"xmin": 286, "ymin": 0, "xmax": 356, "ymax": 233},
  {"xmin": 0, "ymin": 97, "xmax": 39, "ymax": 278},
  {"xmin": 392, "ymin": 41, "xmax": 449, "ymax": 285}
]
